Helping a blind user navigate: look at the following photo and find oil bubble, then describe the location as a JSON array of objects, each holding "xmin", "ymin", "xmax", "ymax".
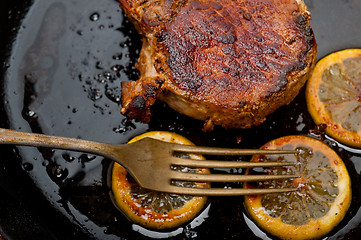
[
  {"xmin": 96, "ymin": 61, "xmax": 103, "ymax": 70},
  {"xmin": 88, "ymin": 87, "xmax": 103, "ymax": 101},
  {"xmin": 111, "ymin": 64, "xmax": 123, "ymax": 72},
  {"xmin": 89, "ymin": 12, "xmax": 100, "ymax": 21},
  {"xmin": 47, "ymin": 162, "xmax": 69, "ymax": 181},
  {"xmin": 22, "ymin": 162, "xmax": 34, "ymax": 171},
  {"xmin": 105, "ymin": 85, "xmax": 121, "ymax": 103},
  {"xmin": 79, "ymin": 154, "xmax": 97, "ymax": 163},
  {"xmin": 27, "ymin": 110, "xmax": 37, "ymax": 118},
  {"xmin": 112, "ymin": 53, "xmax": 123, "ymax": 60},
  {"xmin": 62, "ymin": 152, "xmax": 75, "ymax": 162}
]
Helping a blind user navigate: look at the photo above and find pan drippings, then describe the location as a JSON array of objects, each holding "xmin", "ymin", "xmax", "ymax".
[{"xmin": 3, "ymin": 0, "xmax": 361, "ymax": 239}]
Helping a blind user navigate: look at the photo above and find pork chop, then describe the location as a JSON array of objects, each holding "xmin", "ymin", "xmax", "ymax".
[{"xmin": 119, "ymin": 0, "xmax": 317, "ymax": 130}]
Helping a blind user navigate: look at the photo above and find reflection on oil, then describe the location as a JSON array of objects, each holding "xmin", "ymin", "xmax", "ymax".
[
  {"xmin": 132, "ymin": 204, "xmax": 211, "ymax": 239},
  {"xmin": 20, "ymin": 3, "xmax": 66, "ymax": 114},
  {"xmin": 3, "ymin": 0, "xmax": 361, "ymax": 239},
  {"xmin": 243, "ymin": 213, "xmax": 272, "ymax": 240}
]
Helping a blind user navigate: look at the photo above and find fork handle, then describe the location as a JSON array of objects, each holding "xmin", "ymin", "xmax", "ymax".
[{"xmin": 0, "ymin": 128, "xmax": 119, "ymax": 159}]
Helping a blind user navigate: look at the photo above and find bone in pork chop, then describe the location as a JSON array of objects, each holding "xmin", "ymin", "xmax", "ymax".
[{"xmin": 119, "ymin": 0, "xmax": 317, "ymax": 131}]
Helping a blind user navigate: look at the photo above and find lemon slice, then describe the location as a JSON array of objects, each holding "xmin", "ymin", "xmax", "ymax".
[
  {"xmin": 244, "ymin": 135, "xmax": 351, "ymax": 240},
  {"xmin": 111, "ymin": 131, "xmax": 209, "ymax": 229},
  {"xmin": 306, "ymin": 49, "xmax": 361, "ymax": 147}
]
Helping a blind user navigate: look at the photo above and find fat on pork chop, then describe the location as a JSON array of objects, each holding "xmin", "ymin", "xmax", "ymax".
[{"xmin": 119, "ymin": 0, "xmax": 317, "ymax": 131}]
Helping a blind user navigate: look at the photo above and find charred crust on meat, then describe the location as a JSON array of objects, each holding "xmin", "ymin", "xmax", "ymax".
[
  {"xmin": 190, "ymin": 0, "xmax": 210, "ymax": 10},
  {"xmin": 296, "ymin": 14, "xmax": 308, "ymax": 26},
  {"xmin": 119, "ymin": 0, "xmax": 317, "ymax": 129},
  {"xmin": 158, "ymin": 0, "xmax": 315, "ymax": 99},
  {"xmin": 156, "ymin": 79, "xmax": 165, "ymax": 85},
  {"xmin": 155, "ymin": 31, "xmax": 166, "ymax": 42},
  {"xmin": 126, "ymin": 96, "xmax": 152, "ymax": 122},
  {"xmin": 243, "ymin": 12, "xmax": 252, "ymax": 21},
  {"xmin": 130, "ymin": 96, "xmax": 146, "ymax": 110},
  {"xmin": 144, "ymin": 84, "xmax": 159, "ymax": 98},
  {"xmin": 238, "ymin": 101, "xmax": 246, "ymax": 108}
]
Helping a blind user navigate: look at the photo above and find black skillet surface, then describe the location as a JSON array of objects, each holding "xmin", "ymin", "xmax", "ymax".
[{"xmin": 1, "ymin": 0, "xmax": 361, "ymax": 239}]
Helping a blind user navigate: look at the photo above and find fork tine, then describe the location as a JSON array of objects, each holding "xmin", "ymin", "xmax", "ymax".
[
  {"xmin": 171, "ymin": 172, "xmax": 299, "ymax": 182},
  {"xmin": 162, "ymin": 185, "xmax": 298, "ymax": 196},
  {"xmin": 170, "ymin": 143, "xmax": 297, "ymax": 155},
  {"xmin": 171, "ymin": 157, "xmax": 296, "ymax": 168}
]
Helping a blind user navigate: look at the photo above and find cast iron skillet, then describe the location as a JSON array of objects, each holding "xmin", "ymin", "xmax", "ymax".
[
  {"xmin": 0, "ymin": 1, "xmax": 97, "ymax": 239},
  {"xmin": 1, "ymin": 0, "xmax": 361, "ymax": 239}
]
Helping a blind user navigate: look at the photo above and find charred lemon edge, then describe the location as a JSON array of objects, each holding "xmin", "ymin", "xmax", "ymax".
[
  {"xmin": 244, "ymin": 135, "xmax": 352, "ymax": 240},
  {"xmin": 306, "ymin": 48, "xmax": 361, "ymax": 148},
  {"xmin": 111, "ymin": 131, "xmax": 209, "ymax": 229}
]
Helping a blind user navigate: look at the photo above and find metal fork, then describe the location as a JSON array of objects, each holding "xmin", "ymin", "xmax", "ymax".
[{"xmin": 0, "ymin": 128, "xmax": 298, "ymax": 196}]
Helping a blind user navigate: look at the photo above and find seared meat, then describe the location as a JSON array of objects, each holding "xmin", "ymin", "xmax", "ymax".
[{"xmin": 119, "ymin": 0, "xmax": 317, "ymax": 130}]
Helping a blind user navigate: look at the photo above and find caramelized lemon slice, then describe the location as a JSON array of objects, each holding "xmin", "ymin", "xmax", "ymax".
[
  {"xmin": 244, "ymin": 135, "xmax": 351, "ymax": 240},
  {"xmin": 111, "ymin": 131, "xmax": 209, "ymax": 229},
  {"xmin": 306, "ymin": 49, "xmax": 361, "ymax": 147}
]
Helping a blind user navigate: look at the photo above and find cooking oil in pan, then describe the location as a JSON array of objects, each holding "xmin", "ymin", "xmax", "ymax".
[{"xmin": 3, "ymin": 0, "xmax": 361, "ymax": 239}]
